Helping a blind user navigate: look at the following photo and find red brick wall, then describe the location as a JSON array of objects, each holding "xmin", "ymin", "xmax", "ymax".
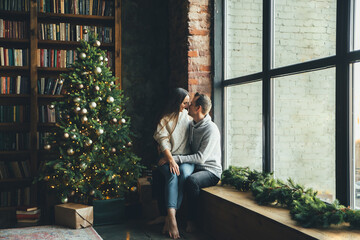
[{"xmin": 187, "ymin": 0, "xmax": 212, "ymax": 99}]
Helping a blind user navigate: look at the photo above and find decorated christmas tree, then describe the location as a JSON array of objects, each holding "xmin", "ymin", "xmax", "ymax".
[{"xmin": 37, "ymin": 31, "xmax": 143, "ymax": 204}]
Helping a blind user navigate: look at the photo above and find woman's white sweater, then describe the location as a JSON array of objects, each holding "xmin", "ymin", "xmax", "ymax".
[{"xmin": 153, "ymin": 109, "xmax": 191, "ymax": 155}]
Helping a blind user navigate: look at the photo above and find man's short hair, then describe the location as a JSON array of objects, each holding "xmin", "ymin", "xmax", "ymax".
[{"xmin": 194, "ymin": 92, "xmax": 212, "ymax": 115}]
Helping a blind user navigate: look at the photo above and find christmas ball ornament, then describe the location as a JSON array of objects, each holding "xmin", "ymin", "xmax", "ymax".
[
  {"xmin": 94, "ymin": 40, "xmax": 101, "ymax": 47},
  {"xmin": 89, "ymin": 102, "xmax": 97, "ymax": 109},
  {"xmin": 64, "ymin": 132, "xmax": 69, "ymax": 138},
  {"xmin": 115, "ymin": 108, "xmax": 120, "ymax": 113},
  {"xmin": 83, "ymin": 28, "xmax": 88, "ymax": 34},
  {"xmin": 71, "ymin": 129, "xmax": 76, "ymax": 132},
  {"xmin": 112, "ymin": 118, "xmax": 118, "ymax": 123},
  {"xmin": 85, "ymin": 139, "xmax": 93, "ymax": 146},
  {"xmin": 74, "ymin": 97, "xmax": 81, "ymax": 103},
  {"xmin": 107, "ymin": 96, "xmax": 114, "ymax": 103},
  {"xmin": 121, "ymin": 118, "xmax": 126, "ymax": 124},
  {"xmin": 81, "ymin": 116, "xmax": 88, "ymax": 122},
  {"xmin": 70, "ymin": 191, "xmax": 75, "ymax": 196},
  {"xmin": 78, "ymin": 84, "xmax": 84, "ymax": 89},
  {"xmin": 81, "ymin": 108, "xmax": 88, "ymax": 115},
  {"xmin": 44, "ymin": 176, "xmax": 50, "ymax": 181},
  {"xmin": 122, "ymin": 145, "xmax": 126, "ymax": 149},
  {"xmin": 99, "ymin": 56, "xmax": 104, "ymax": 61},
  {"xmin": 110, "ymin": 81, "xmax": 114, "ymax": 86},
  {"xmin": 74, "ymin": 107, "xmax": 81, "ymax": 113},
  {"xmin": 79, "ymin": 52, "xmax": 86, "ymax": 59},
  {"xmin": 81, "ymin": 71, "xmax": 89, "ymax": 75},
  {"xmin": 94, "ymin": 146, "xmax": 99, "ymax": 151},
  {"xmin": 97, "ymin": 128, "xmax": 104, "ymax": 135},
  {"xmin": 70, "ymin": 134, "xmax": 76, "ymax": 139},
  {"xmin": 127, "ymin": 141, "xmax": 132, "ymax": 147},
  {"xmin": 94, "ymin": 67, "xmax": 102, "ymax": 74},
  {"xmin": 98, "ymin": 97, "xmax": 102, "ymax": 101},
  {"xmin": 67, "ymin": 148, "xmax": 74, "ymax": 155},
  {"xmin": 111, "ymin": 147, "xmax": 116, "ymax": 153},
  {"xmin": 49, "ymin": 104, "xmax": 55, "ymax": 109},
  {"xmin": 65, "ymin": 114, "xmax": 70, "ymax": 119},
  {"xmin": 90, "ymin": 190, "xmax": 95, "ymax": 196},
  {"xmin": 100, "ymin": 61, "xmax": 103, "ymax": 66},
  {"xmin": 131, "ymin": 186, "xmax": 137, "ymax": 192},
  {"xmin": 94, "ymin": 85, "xmax": 100, "ymax": 91},
  {"xmin": 44, "ymin": 144, "xmax": 51, "ymax": 150},
  {"xmin": 104, "ymin": 57, "xmax": 108, "ymax": 62},
  {"xmin": 80, "ymin": 162, "xmax": 87, "ymax": 169},
  {"xmin": 59, "ymin": 79, "xmax": 64, "ymax": 84},
  {"xmin": 61, "ymin": 197, "xmax": 68, "ymax": 204}
]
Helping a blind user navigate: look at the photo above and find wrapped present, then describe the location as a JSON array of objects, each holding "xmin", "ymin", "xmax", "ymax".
[{"xmin": 55, "ymin": 203, "xmax": 93, "ymax": 229}]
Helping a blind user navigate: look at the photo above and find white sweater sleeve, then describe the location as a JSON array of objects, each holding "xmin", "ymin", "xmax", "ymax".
[{"xmin": 153, "ymin": 117, "xmax": 172, "ymax": 152}]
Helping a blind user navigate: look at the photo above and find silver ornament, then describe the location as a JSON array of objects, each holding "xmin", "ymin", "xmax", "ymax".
[
  {"xmin": 111, "ymin": 147, "xmax": 116, "ymax": 153},
  {"xmin": 105, "ymin": 57, "xmax": 108, "ymax": 62},
  {"xmin": 94, "ymin": 85, "xmax": 100, "ymax": 91},
  {"xmin": 78, "ymin": 84, "xmax": 84, "ymax": 89},
  {"xmin": 44, "ymin": 144, "xmax": 51, "ymax": 150},
  {"xmin": 100, "ymin": 61, "xmax": 104, "ymax": 65},
  {"xmin": 81, "ymin": 116, "xmax": 88, "ymax": 122},
  {"xmin": 110, "ymin": 81, "xmax": 114, "ymax": 86},
  {"xmin": 94, "ymin": 146, "xmax": 99, "ymax": 151},
  {"xmin": 79, "ymin": 52, "xmax": 86, "ymax": 59},
  {"xmin": 64, "ymin": 132, "xmax": 69, "ymax": 138},
  {"xmin": 71, "ymin": 129, "xmax": 76, "ymax": 132},
  {"xmin": 74, "ymin": 97, "xmax": 81, "ymax": 103},
  {"xmin": 94, "ymin": 40, "xmax": 101, "ymax": 47},
  {"xmin": 90, "ymin": 190, "xmax": 95, "ymax": 195},
  {"xmin": 107, "ymin": 96, "xmax": 114, "ymax": 103},
  {"xmin": 115, "ymin": 108, "xmax": 120, "ymax": 113},
  {"xmin": 81, "ymin": 108, "xmax": 88, "ymax": 115},
  {"xmin": 71, "ymin": 134, "xmax": 76, "ymax": 139},
  {"xmin": 89, "ymin": 102, "xmax": 97, "ymax": 109},
  {"xmin": 97, "ymin": 128, "xmax": 104, "ymax": 135},
  {"xmin": 61, "ymin": 197, "xmax": 68, "ymax": 203},
  {"xmin": 99, "ymin": 56, "xmax": 104, "ymax": 61},
  {"xmin": 121, "ymin": 118, "xmax": 126, "ymax": 124},
  {"xmin": 67, "ymin": 148, "xmax": 74, "ymax": 155},
  {"xmin": 80, "ymin": 162, "xmax": 87, "ymax": 169},
  {"xmin": 74, "ymin": 107, "xmax": 81, "ymax": 113},
  {"xmin": 49, "ymin": 104, "xmax": 55, "ymax": 109},
  {"xmin": 94, "ymin": 67, "xmax": 102, "ymax": 74},
  {"xmin": 112, "ymin": 118, "xmax": 118, "ymax": 123},
  {"xmin": 85, "ymin": 139, "xmax": 93, "ymax": 146}
]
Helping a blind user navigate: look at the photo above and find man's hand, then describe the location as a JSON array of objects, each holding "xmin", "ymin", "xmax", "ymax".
[{"xmin": 158, "ymin": 157, "xmax": 167, "ymax": 166}]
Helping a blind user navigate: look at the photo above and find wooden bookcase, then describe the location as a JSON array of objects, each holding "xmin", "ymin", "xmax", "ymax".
[{"xmin": 0, "ymin": 0, "xmax": 121, "ymax": 222}]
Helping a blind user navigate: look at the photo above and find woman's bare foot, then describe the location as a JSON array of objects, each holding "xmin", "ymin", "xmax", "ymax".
[
  {"xmin": 186, "ymin": 221, "xmax": 196, "ymax": 233},
  {"xmin": 147, "ymin": 216, "xmax": 166, "ymax": 225},
  {"xmin": 167, "ymin": 208, "xmax": 180, "ymax": 239}
]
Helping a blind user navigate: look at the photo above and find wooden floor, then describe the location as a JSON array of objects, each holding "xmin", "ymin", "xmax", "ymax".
[{"xmin": 199, "ymin": 185, "xmax": 360, "ymax": 240}]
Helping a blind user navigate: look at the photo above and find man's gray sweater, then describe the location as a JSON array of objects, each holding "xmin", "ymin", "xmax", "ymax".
[{"xmin": 174, "ymin": 114, "xmax": 222, "ymax": 179}]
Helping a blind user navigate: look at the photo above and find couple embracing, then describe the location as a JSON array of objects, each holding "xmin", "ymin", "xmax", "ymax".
[{"xmin": 153, "ymin": 88, "xmax": 222, "ymax": 239}]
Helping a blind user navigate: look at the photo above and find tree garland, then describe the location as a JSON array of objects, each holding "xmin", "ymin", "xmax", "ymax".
[{"xmin": 221, "ymin": 166, "xmax": 360, "ymax": 229}]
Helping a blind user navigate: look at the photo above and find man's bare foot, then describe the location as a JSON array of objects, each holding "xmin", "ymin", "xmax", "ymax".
[
  {"xmin": 162, "ymin": 216, "xmax": 169, "ymax": 234},
  {"xmin": 147, "ymin": 216, "xmax": 166, "ymax": 225},
  {"xmin": 168, "ymin": 214, "xmax": 180, "ymax": 239},
  {"xmin": 186, "ymin": 221, "xmax": 196, "ymax": 233}
]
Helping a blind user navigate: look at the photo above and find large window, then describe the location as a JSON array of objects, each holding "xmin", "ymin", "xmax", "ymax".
[{"xmin": 218, "ymin": 0, "xmax": 360, "ymax": 207}]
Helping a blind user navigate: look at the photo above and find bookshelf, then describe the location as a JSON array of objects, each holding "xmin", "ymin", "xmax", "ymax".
[{"xmin": 0, "ymin": 0, "xmax": 122, "ymax": 222}]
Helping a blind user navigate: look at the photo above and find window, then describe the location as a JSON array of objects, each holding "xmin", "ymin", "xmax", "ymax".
[{"xmin": 217, "ymin": 0, "xmax": 360, "ymax": 207}]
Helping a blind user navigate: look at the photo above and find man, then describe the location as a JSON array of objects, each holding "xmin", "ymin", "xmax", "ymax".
[{"xmin": 173, "ymin": 92, "xmax": 222, "ymax": 232}]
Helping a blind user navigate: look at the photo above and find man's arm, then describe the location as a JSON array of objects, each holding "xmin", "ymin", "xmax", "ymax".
[{"xmin": 174, "ymin": 129, "xmax": 220, "ymax": 164}]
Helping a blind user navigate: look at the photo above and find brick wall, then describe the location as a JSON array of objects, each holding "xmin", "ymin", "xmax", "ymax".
[{"xmin": 226, "ymin": 0, "xmax": 336, "ymax": 199}]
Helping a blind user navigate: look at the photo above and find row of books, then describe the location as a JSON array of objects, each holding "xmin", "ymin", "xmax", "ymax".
[
  {"xmin": 0, "ymin": 187, "xmax": 30, "ymax": 207},
  {"xmin": 37, "ymin": 48, "xmax": 76, "ymax": 68},
  {"xmin": 0, "ymin": 106, "xmax": 30, "ymax": 123},
  {"xmin": 0, "ymin": 133, "xmax": 30, "ymax": 150},
  {"xmin": 37, "ymin": 0, "xmax": 114, "ymax": 16},
  {"xmin": 0, "ymin": 19, "xmax": 28, "ymax": 39},
  {"xmin": 0, "ymin": 48, "xmax": 29, "ymax": 67},
  {"xmin": 39, "ymin": 105, "xmax": 56, "ymax": 123},
  {"xmin": 16, "ymin": 206, "xmax": 41, "ymax": 225},
  {"xmin": 0, "ymin": 0, "xmax": 30, "ymax": 12},
  {"xmin": 39, "ymin": 23, "xmax": 113, "ymax": 43},
  {"xmin": 0, "ymin": 160, "xmax": 31, "ymax": 179},
  {"xmin": 38, "ymin": 77, "xmax": 64, "ymax": 95},
  {"xmin": 0, "ymin": 76, "xmax": 30, "ymax": 94}
]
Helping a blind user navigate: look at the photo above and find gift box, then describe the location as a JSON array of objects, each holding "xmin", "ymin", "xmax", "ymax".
[{"xmin": 55, "ymin": 203, "xmax": 93, "ymax": 229}]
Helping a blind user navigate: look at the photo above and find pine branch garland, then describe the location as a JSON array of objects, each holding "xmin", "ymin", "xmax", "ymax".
[{"xmin": 221, "ymin": 166, "xmax": 360, "ymax": 229}]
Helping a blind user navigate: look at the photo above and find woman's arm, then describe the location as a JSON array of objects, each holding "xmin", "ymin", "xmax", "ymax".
[{"xmin": 158, "ymin": 149, "xmax": 180, "ymax": 176}]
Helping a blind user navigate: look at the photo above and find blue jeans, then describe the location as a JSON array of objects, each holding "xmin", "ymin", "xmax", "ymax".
[{"xmin": 158, "ymin": 162, "xmax": 195, "ymax": 210}]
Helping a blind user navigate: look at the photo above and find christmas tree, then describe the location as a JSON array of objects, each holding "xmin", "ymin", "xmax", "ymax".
[{"xmin": 37, "ymin": 30, "xmax": 143, "ymax": 204}]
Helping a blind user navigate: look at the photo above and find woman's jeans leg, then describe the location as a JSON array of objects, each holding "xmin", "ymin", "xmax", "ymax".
[{"xmin": 158, "ymin": 163, "xmax": 194, "ymax": 210}]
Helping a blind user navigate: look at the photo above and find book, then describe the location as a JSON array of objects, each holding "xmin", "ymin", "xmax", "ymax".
[
  {"xmin": 16, "ymin": 208, "xmax": 41, "ymax": 215},
  {"xmin": 17, "ymin": 218, "xmax": 40, "ymax": 223},
  {"xmin": 17, "ymin": 205, "xmax": 38, "ymax": 212},
  {"xmin": 16, "ymin": 213, "xmax": 40, "ymax": 219}
]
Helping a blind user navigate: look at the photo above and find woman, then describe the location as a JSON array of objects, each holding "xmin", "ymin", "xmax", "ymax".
[{"xmin": 153, "ymin": 88, "xmax": 194, "ymax": 239}]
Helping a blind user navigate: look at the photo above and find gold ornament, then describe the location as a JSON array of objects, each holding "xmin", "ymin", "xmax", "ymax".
[
  {"xmin": 85, "ymin": 139, "xmax": 93, "ymax": 146},
  {"xmin": 111, "ymin": 147, "xmax": 116, "ymax": 153},
  {"xmin": 49, "ymin": 104, "xmax": 55, "ymax": 109},
  {"xmin": 99, "ymin": 56, "xmax": 104, "ymax": 61},
  {"xmin": 61, "ymin": 197, "xmax": 68, "ymax": 203},
  {"xmin": 127, "ymin": 142, "xmax": 132, "ymax": 147},
  {"xmin": 74, "ymin": 97, "xmax": 81, "ymax": 103},
  {"xmin": 97, "ymin": 128, "xmax": 104, "ymax": 135},
  {"xmin": 90, "ymin": 190, "xmax": 95, "ymax": 195},
  {"xmin": 74, "ymin": 106, "xmax": 81, "ymax": 113},
  {"xmin": 104, "ymin": 57, "xmax": 108, "ymax": 62},
  {"xmin": 70, "ymin": 191, "xmax": 75, "ymax": 196},
  {"xmin": 121, "ymin": 118, "xmax": 126, "ymax": 124},
  {"xmin": 94, "ymin": 67, "xmax": 102, "ymax": 74},
  {"xmin": 83, "ymin": 28, "xmax": 88, "ymax": 34},
  {"xmin": 107, "ymin": 96, "xmax": 114, "ymax": 103},
  {"xmin": 94, "ymin": 85, "xmax": 100, "ymax": 91},
  {"xmin": 44, "ymin": 144, "xmax": 51, "ymax": 150},
  {"xmin": 80, "ymin": 162, "xmax": 87, "ymax": 169},
  {"xmin": 115, "ymin": 108, "xmax": 120, "ymax": 113},
  {"xmin": 70, "ymin": 134, "xmax": 76, "ymax": 139},
  {"xmin": 112, "ymin": 118, "xmax": 117, "ymax": 123},
  {"xmin": 81, "ymin": 116, "xmax": 88, "ymax": 122},
  {"xmin": 78, "ymin": 84, "xmax": 84, "ymax": 89},
  {"xmin": 131, "ymin": 186, "xmax": 137, "ymax": 192},
  {"xmin": 79, "ymin": 52, "xmax": 86, "ymax": 59},
  {"xmin": 81, "ymin": 108, "xmax": 88, "ymax": 115},
  {"xmin": 94, "ymin": 40, "xmax": 101, "ymax": 47},
  {"xmin": 89, "ymin": 102, "xmax": 97, "ymax": 109},
  {"xmin": 67, "ymin": 148, "xmax": 74, "ymax": 155},
  {"xmin": 64, "ymin": 132, "xmax": 69, "ymax": 138}
]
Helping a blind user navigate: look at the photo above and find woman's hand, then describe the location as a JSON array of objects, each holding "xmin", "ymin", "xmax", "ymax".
[
  {"xmin": 168, "ymin": 158, "xmax": 180, "ymax": 176},
  {"xmin": 158, "ymin": 157, "xmax": 167, "ymax": 166}
]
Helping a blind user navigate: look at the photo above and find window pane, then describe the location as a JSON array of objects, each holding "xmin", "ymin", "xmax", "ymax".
[
  {"xmin": 225, "ymin": 82, "xmax": 262, "ymax": 171},
  {"xmin": 225, "ymin": 0, "xmax": 262, "ymax": 79},
  {"xmin": 274, "ymin": 68, "xmax": 335, "ymax": 202},
  {"xmin": 354, "ymin": 63, "xmax": 360, "ymax": 208},
  {"xmin": 274, "ymin": 0, "xmax": 336, "ymax": 68},
  {"xmin": 354, "ymin": 0, "xmax": 360, "ymax": 51}
]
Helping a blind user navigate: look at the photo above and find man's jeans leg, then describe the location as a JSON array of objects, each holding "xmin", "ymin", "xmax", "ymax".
[
  {"xmin": 185, "ymin": 170, "xmax": 220, "ymax": 221},
  {"xmin": 177, "ymin": 163, "xmax": 195, "ymax": 209}
]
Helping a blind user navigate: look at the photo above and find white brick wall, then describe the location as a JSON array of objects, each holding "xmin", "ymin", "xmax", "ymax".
[{"xmin": 225, "ymin": 0, "xmax": 336, "ymax": 199}]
